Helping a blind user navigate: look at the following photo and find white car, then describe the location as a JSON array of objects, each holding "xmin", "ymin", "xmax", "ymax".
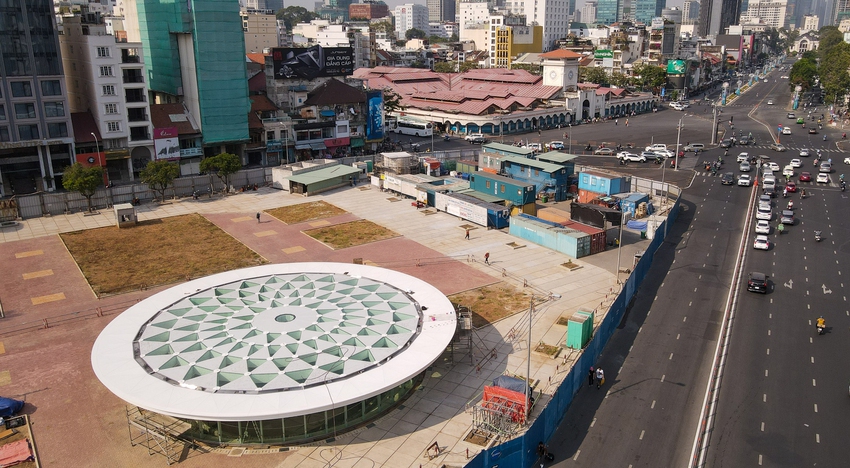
[
  {"xmin": 645, "ymin": 144, "xmax": 668, "ymax": 152},
  {"xmin": 594, "ymin": 147, "xmax": 615, "ymax": 155},
  {"xmin": 654, "ymin": 149, "xmax": 675, "ymax": 158},
  {"xmin": 782, "ymin": 127, "xmax": 792, "ymax": 135},
  {"xmin": 548, "ymin": 141, "xmax": 565, "ymax": 150},
  {"xmin": 800, "ymin": 149, "xmax": 810, "ymax": 157},
  {"xmin": 782, "ymin": 166, "xmax": 794, "ymax": 177},
  {"xmin": 740, "ymin": 161, "xmax": 751, "ymax": 172},
  {"xmin": 768, "ymin": 162, "xmax": 781, "ymax": 172},
  {"xmin": 790, "ymin": 159, "xmax": 802, "ymax": 168},
  {"xmin": 465, "ymin": 133, "xmax": 485, "ymax": 141},
  {"xmin": 753, "ymin": 235, "xmax": 770, "ymax": 250},
  {"xmin": 759, "ymin": 194, "xmax": 771, "ymax": 205},
  {"xmin": 767, "ymin": 100, "xmax": 774, "ymax": 105},
  {"xmin": 844, "ymin": 156, "xmax": 850, "ymax": 165},
  {"xmin": 755, "ymin": 220, "xmax": 771, "ymax": 234},
  {"xmin": 756, "ymin": 205, "xmax": 772, "ymax": 220},
  {"xmin": 817, "ymin": 173, "xmax": 830, "ymax": 183},
  {"xmin": 737, "ymin": 152, "xmax": 750, "ymax": 163},
  {"xmin": 526, "ymin": 143, "xmax": 543, "ymax": 151},
  {"xmin": 669, "ymin": 102, "xmax": 686, "ymax": 110},
  {"xmin": 738, "ymin": 174, "xmax": 752, "ymax": 186},
  {"xmin": 617, "ymin": 152, "xmax": 646, "ymax": 162}
]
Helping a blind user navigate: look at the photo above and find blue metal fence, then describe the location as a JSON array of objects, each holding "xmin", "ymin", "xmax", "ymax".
[{"xmin": 466, "ymin": 196, "xmax": 681, "ymax": 468}]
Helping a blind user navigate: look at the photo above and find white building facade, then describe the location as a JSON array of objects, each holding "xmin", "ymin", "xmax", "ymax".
[
  {"xmin": 393, "ymin": 3, "xmax": 429, "ymax": 38},
  {"xmin": 581, "ymin": 1, "xmax": 597, "ymax": 24},
  {"xmin": 740, "ymin": 0, "xmax": 789, "ymax": 28}
]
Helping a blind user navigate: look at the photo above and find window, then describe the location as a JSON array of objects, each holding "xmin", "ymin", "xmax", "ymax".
[
  {"xmin": 14, "ymin": 103, "xmax": 36, "ymax": 119},
  {"xmin": 105, "ymin": 103, "xmax": 118, "ymax": 114},
  {"xmin": 107, "ymin": 122, "xmax": 120, "ymax": 132},
  {"xmin": 102, "ymin": 85, "xmax": 115, "ymax": 95},
  {"xmin": 96, "ymin": 47, "xmax": 110, "ymax": 57},
  {"xmin": 41, "ymin": 80, "xmax": 61, "ymax": 96},
  {"xmin": 48, "ymin": 122, "xmax": 68, "ymax": 138},
  {"xmin": 44, "ymin": 102, "xmax": 65, "ymax": 118},
  {"xmin": 18, "ymin": 124, "xmax": 39, "ymax": 140},
  {"xmin": 99, "ymin": 66, "xmax": 113, "ymax": 77},
  {"xmin": 266, "ymin": 131, "xmax": 275, "ymax": 140},
  {"xmin": 0, "ymin": 105, "xmax": 4, "ymax": 121},
  {"xmin": 486, "ymin": 180, "xmax": 491, "ymax": 189},
  {"xmin": 0, "ymin": 127, "xmax": 9, "ymax": 142},
  {"xmin": 500, "ymin": 185, "xmax": 505, "ymax": 193},
  {"xmin": 11, "ymin": 82, "xmax": 33, "ymax": 97}
]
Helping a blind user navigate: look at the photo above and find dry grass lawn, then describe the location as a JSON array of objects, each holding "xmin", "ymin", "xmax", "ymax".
[
  {"xmin": 266, "ymin": 201, "xmax": 347, "ymax": 224},
  {"xmin": 304, "ymin": 219, "xmax": 397, "ymax": 249},
  {"xmin": 449, "ymin": 283, "xmax": 540, "ymax": 328},
  {"xmin": 60, "ymin": 214, "xmax": 266, "ymax": 296}
]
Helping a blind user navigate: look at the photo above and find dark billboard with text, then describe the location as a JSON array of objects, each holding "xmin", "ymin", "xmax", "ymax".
[{"xmin": 272, "ymin": 46, "xmax": 354, "ymax": 79}]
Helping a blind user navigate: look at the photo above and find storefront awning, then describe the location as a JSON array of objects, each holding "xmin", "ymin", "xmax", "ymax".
[
  {"xmin": 295, "ymin": 143, "xmax": 311, "ymax": 150},
  {"xmin": 310, "ymin": 142, "xmax": 327, "ymax": 150}
]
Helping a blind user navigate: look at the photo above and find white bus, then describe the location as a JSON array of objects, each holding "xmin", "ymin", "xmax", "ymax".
[{"xmin": 392, "ymin": 119, "xmax": 433, "ymax": 137}]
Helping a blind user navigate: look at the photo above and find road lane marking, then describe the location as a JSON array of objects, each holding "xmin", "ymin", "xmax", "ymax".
[
  {"xmin": 661, "ymin": 375, "xmax": 665, "ymax": 383},
  {"xmin": 683, "ymin": 317, "xmax": 687, "ymax": 322},
  {"xmin": 813, "ymin": 379, "xmax": 817, "ymax": 387},
  {"xmin": 676, "ymin": 334, "xmax": 680, "ymax": 340},
  {"xmin": 639, "ymin": 326, "xmax": 643, "ymax": 333},
  {"xmin": 759, "ymin": 454, "xmax": 763, "ymax": 465},
  {"xmin": 768, "ymin": 330, "xmax": 771, "ymax": 336},
  {"xmin": 669, "ymin": 353, "xmax": 674, "ymax": 360},
  {"xmin": 763, "ymin": 394, "xmax": 767, "ymax": 402},
  {"xmin": 651, "ymin": 400, "xmax": 656, "ymax": 409},
  {"xmin": 761, "ymin": 422, "xmax": 765, "ymax": 431},
  {"xmin": 573, "ymin": 450, "xmax": 581, "ymax": 461},
  {"xmin": 766, "ymin": 348, "xmax": 770, "ymax": 355},
  {"xmin": 816, "ymin": 434, "xmax": 820, "ymax": 444},
  {"xmin": 811, "ymin": 356, "xmax": 815, "ymax": 364},
  {"xmin": 689, "ymin": 301, "xmax": 692, "ymax": 307},
  {"xmin": 590, "ymin": 418, "xmax": 596, "ymax": 428},
  {"xmin": 814, "ymin": 404, "xmax": 818, "ymax": 413},
  {"xmin": 639, "ymin": 430, "xmax": 645, "ymax": 440}
]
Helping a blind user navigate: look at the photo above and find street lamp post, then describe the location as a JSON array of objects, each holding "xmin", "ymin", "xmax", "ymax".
[
  {"xmin": 615, "ymin": 211, "xmax": 630, "ymax": 284},
  {"xmin": 91, "ymin": 132, "xmax": 108, "ymax": 186},
  {"xmin": 674, "ymin": 114, "xmax": 687, "ymax": 172},
  {"xmin": 568, "ymin": 123, "xmax": 572, "ymax": 154}
]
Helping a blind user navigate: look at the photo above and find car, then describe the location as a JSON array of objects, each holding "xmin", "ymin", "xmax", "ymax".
[
  {"xmin": 753, "ymin": 235, "xmax": 770, "ymax": 250},
  {"xmin": 763, "ymin": 186, "xmax": 777, "ymax": 198},
  {"xmin": 770, "ymin": 143, "xmax": 787, "ymax": 152},
  {"xmin": 790, "ymin": 158, "xmax": 802, "ymax": 168},
  {"xmin": 526, "ymin": 143, "xmax": 543, "ymax": 151},
  {"xmin": 465, "ymin": 133, "xmax": 484, "ymax": 141},
  {"xmin": 737, "ymin": 152, "xmax": 750, "ymax": 163},
  {"xmin": 640, "ymin": 151, "xmax": 657, "ymax": 160},
  {"xmin": 618, "ymin": 152, "xmax": 646, "ymax": 162},
  {"xmin": 747, "ymin": 271, "xmax": 769, "ymax": 293},
  {"xmin": 721, "ymin": 172, "xmax": 735, "ymax": 185},
  {"xmin": 549, "ymin": 141, "xmax": 565, "ymax": 150},
  {"xmin": 817, "ymin": 173, "xmax": 830, "ymax": 183},
  {"xmin": 756, "ymin": 205, "xmax": 772, "ymax": 220},
  {"xmin": 740, "ymin": 135, "xmax": 752, "ymax": 145},
  {"xmin": 781, "ymin": 127, "xmax": 792, "ymax": 135},
  {"xmin": 469, "ymin": 136, "xmax": 488, "ymax": 144},
  {"xmin": 740, "ymin": 161, "xmax": 751, "ymax": 172},
  {"xmin": 796, "ymin": 117, "xmax": 805, "ymax": 124},
  {"xmin": 720, "ymin": 139, "xmax": 734, "ymax": 148},
  {"xmin": 755, "ymin": 220, "xmax": 771, "ymax": 234},
  {"xmin": 845, "ymin": 157, "xmax": 850, "ymax": 165},
  {"xmin": 785, "ymin": 181, "xmax": 797, "ymax": 192},
  {"xmin": 799, "ymin": 149, "xmax": 810, "ymax": 157},
  {"xmin": 738, "ymin": 174, "xmax": 752, "ymax": 186},
  {"xmin": 654, "ymin": 149, "xmax": 674, "ymax": 158},
  {"xmin": 645, "ymin": 144, "xmax": 667, "ymax": 152},
  {"xmin": 799, "ymin": 171, "xmax": 812, "ymax": 182},
  {"xmin": 767, "ymin": 100, "xmax": 774, "ymax": 105},
  {"xmin": 787, "ymin": 113, "xmax": 796, "ymax": 119},
  {"xmin": 768, "ymin": 162, "xmax": 781, "ymax": 172},
  {"xmin": 809, "ymin": 128, "xmax": 818, "ymax": 134},
  {"xmin": 759, "ymin": 194, "xmax": 771, "ymax": 205},
  {"xmin": 594, "ymin": 147, "xmax": 615, "ymax": 155},
  {"xmin": 819, "ymin": 162, "xmax": 832, "ymax": 173},
  {"xmin": 780, "ymin": 210, "xmax": 795, "ymax": 225},
  {"xmin": 684, "ymin": 143, "xmax": 705, "ymax": 152},
  {"xmin": 783, "ymin": 165, "xmax": 794, "ymax": 177}
]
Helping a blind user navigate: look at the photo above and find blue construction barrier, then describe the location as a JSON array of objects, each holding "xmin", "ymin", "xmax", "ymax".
[{"xmin": 466, "ymin": 196, "xmax": 681, "ymax": 468}]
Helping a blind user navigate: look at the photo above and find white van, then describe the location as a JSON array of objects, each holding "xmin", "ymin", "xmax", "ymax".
[{"xmin": 763, "ymin": 178, "xmax": 776, "ymax": 190}]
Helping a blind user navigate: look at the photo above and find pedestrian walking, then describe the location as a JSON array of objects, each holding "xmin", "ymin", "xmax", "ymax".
[
  {"xmin": 615, "ymin": 119, "xmax": 619, "ymax": 125},
  {"xmin": 595, "ymin": 367, "xmax": 605, "ymax": 389},
  {"xmin": 588, "ymin": 367, "xmax": 595, "ymax": 386},
  {"xmin": 256, "ymin": 212, "xmax": 261, "ymax": 223},
  {"xmin": 465, "ymin": 228, "xmax": 470, "ymax": 240},
  {"xmin": 484, "ymin": 252, "xmax": 490, "ymax": 264},
  {"xmin": 625, "ymin": 119, "xmax": 629, "ymax": 127}
]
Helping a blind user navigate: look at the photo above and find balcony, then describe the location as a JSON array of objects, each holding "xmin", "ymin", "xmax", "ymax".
[
  {"xmin": 129, "ymin": 127, "xmax": 150, "ymax": 141},
  {"xmin": 127, "ymin": 108, "xmax": 148, "ymax": 122},
  {"xmin": 125, "ymin": 89, "xmax": 146, "ymax": 103},
  {"xmin": 122, "ymin": 74, "xmax": 144, "ymax": 84}
]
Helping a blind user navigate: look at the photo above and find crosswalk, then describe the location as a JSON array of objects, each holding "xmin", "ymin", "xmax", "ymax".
[
  {"xmin": 733, "ymin": 144, "xmax": 844, "ymax": 153},
  {"xmin": 694, "ymin": 170, "xmax": 846, "ymax": 188}
]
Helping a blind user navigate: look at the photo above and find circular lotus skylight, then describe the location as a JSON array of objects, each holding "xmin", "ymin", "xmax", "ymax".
[{"xmin": 134, "ymin": 272, "xmax": 422, "ymax": 394}]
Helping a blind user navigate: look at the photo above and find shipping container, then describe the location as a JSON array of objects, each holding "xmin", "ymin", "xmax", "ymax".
[
  {"xmin": 435, "ymin": 192, "xmax": 510, "ymax": 228},
  {"xmin": 577, "ymin": 171, "xmax": 631, "ymax": 196},
  {"xmin": 469, "ymin": 172, "xmax": 536, "ymax": 205},
  {"xmin": 509, "ymin": 213, "xmax": 595, "ymax": 258},
  {"xmin": 456, "ymin": 159, "xmax": 479, "ymax": 174},
  {"xmin": 560, "ymin": 220, "xmax": 607, "ymax": 254},
  {"xmin": 536, "ymin": 206, "xmax": 571, "ymax": 224}
]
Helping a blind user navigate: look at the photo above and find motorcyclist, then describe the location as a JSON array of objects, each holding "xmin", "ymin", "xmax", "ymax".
[
  {"xmin": 817, "ymin": 316, "xmax": 826, "ymax": 333},
  {"xmin": 787, "ymin": 200, "xmax": 794, "ymax": 210}
]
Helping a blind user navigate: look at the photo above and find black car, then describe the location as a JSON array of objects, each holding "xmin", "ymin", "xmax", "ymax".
[
  {"xmin": 720, "ymin": 139, "xmax": 733, "ymax": 148},
  {"xmin": 721, "ymin": 172, "xmax": 735, "ymax": 185},
  {"xmin": 747, "ymin": 272, "xmax": 768, "ymax": 293},
  {"xmin": 808, "ymin": 128, "xmax": 818, "ymax": 134},
  {"xmin": 763, "ymin": 186, "xmax": 777, "ymax": 198}
]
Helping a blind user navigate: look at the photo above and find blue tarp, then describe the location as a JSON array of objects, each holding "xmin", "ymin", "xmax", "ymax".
[
  {"xmin": 493, "ymin": 375, "xmax": 530, "ymax": 395},
  {"xmin": 0, "ymin": 397, "xmax": 24, "ymax": 417},
  {"xmin": 626, "ymin": 220, "xmax": 648, "ymax": 231}
]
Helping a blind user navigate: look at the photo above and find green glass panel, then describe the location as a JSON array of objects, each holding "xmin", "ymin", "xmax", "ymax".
[
  {"xmin": 176, "ymin": 323, "xmax": 200, "ymax": 332},
  {"xmin": 214, "ymin": 288, "xmax": 234, "ymax": 296},
  {"xmin": 251, "ymin": 374, "xmax": 277, "ymax": 387},
  {"xmin": 145, "ymin": 344, "xmax": 174, "ymax": 356},
  {"xmin": 285, "ymin": 368, "xmax": 312, "ymax": 384},
  {"xmin": 319, "ymin": 361, "xmax": 345, "ymax": 375},
  {"xmin": 300, "ymin": 353, "xmax": 318, "ymax": 365},
  {"xmin": 197, "ymin": 350, "xmax": 221, "ymax": 362},
  {"xmin": 199, "ymin": 306, "xmax": 219, "ymax": 312},
  {"xmin": 373, "ymin": 337, "xmax": 397, "ymax": 348},
  {"xmin": 184, "ymin": 365, "xmax": 212, "ymax": 380},
  {"xmin": 217, "ymin": 371, "xmax": 243, "ymax": 386},
  {"xmin": 387, "ymin": 325, "xmax": 410, "ymax": 334},
  {"xmin": 220, "ymin": 355, "xmax": 241, "ymax": 368},
  {"xmin": 166, "ymin": 307, "xmax": 192, "ymax": 316},
  {"xmin": 357, "ymin": 328, "xmax": 379, "ymax": 336},
  {"xmin": 272, "ymin": 357, "xmax": 292, "ymax": 370},
  {"xmin": 392, "ymin": 313, "xmax": 415, "ymax": 321},
  {"xmin": 174, "ymin": 333, "xmax": 199, "ymax": 342},
  {"xmin": 267, "ymin": 332, "xmax": 282, "ymax": 343},
  {"xmin": 343, "ymin": 337, "xmax": 365, "ymax": 347},
  {"xmin": 247, "ymin": 358, "xmax": 266, "ymax": 371},
  {"xmin": 160, "ymin": 356, "xmax": 189, "ymax": 369},
  {"xmin": 350, "ymin": 349, "xmax": 375, "ymax": 362},
  {"xmin": 287, "ymin": 331, "xmax": 302, "ymax": 340},
  {"xmin": 181, "ymin": 342, "xmax": 205, "ymax": 352},
  {"xmin": 189, "ymin": 297, "xmax": 212, "ymax": 305},
  {"xmin": 144, "ymin": 331, "xmax": 170, "ymax": 342},
  {"xmin": 152, "ymin": 319, "xmax": 178, "ymax": 329}
]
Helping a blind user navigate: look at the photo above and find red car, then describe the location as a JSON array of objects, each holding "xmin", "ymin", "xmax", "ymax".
[
  {"xmin": 799, "ymin": 172, "xmax": 812, "ymax": 182},
  {"xmin": 785, "ymin": 181, "xmax": 797, "ymax": 192}
]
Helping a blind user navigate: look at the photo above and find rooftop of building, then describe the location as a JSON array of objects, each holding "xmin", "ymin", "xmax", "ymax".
[
  {"xmin": 302, "ymin": 78, "xmax": 366, "ymax": 107},
  {"xmin": 149, "ymin": 103, "xmax": 201, "ymax": 136},
  {"xmin": 70, "ymin": 111, "xmax": 101, "ymax": 143}
]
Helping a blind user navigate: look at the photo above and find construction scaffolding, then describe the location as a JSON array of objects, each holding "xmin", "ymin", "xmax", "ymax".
[
  {"xmin": 126, "ymin": 406, "xmax": 191, "ymax": 465},
  {"xmin": 470, "ymin": 396, "xmax": 523, "ymax": 441}
]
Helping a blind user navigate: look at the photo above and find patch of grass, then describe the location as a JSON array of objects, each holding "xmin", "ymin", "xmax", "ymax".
[
  {"xmin": 266, "ymin": 201, "xmax": 346, "ymax": 224},
  {"xmin": 304, "ymin": 219, "xmax": 397, "ymax": 249},
  {"xmin": 449, "ymin": 283, "xmax": 539, "ymax": 328},
  {"xmin": 60, "ymin": 214, "xmax": 265, "ymax": 296},
  {"xmin": 535, "ymin": 342, "xmax": 560, "ymax": 356}
]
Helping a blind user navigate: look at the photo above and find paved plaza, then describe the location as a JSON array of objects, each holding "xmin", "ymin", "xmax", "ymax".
[{"xmin": 0, "ymin": 182, "xmax": 648, "ymax": 467}]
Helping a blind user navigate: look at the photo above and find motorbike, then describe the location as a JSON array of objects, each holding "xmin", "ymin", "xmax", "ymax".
[
  {"xmin": 815, "ymin": 231, "xmax": 823, "ymax": 242},
  {"xmin": 823, "ymin": 135, "xmax": 827, "ymax": 141},
  {"xmin": 443, "ymin": 135, "xmax": 450, "ymax": 141},
  {"xmin": 842, "ymin": 181, "xmax": 846, "ymax": 192},
  {"xmin": 817, "ymin": 323, "xmax": 826, "ymax": 335},
  {"xmin": 585, "ymin": 144, "xmax": 593, "ymax": 151},
  {"xmin": 787, "ymin": 200, "xmax": 794, "ymax": 210}
]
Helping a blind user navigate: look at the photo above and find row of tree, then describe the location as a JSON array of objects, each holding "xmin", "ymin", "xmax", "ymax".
[
  {"xmin": 789, "ymin": 26, "xmax": 850, "ymax": 105},
  {"xmin": 63, "ymin": 153, "xmax": 243, "ymax": 212}
]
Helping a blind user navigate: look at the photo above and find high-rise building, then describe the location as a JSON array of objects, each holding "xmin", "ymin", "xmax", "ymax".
[
  {"xmin": 503, "ymin": 0, "xmax": 570, "ymax": 51},
  {"xmin": 801, "ymin": 14, "xmax": 819, "ymax": 30},
  {"xmin": 682, "ymin": 0, "xmax": 700, "ymax": 24},
  {"xmin": 634, "ymin": 0, "xmax": 664, "ymax": 23},
  {"xmin": 596, "ymin": 0, "xmax": 620, "ymax": 24},
  {"xmin": 0, "ymin": 0, "xmax": 74, "ymax": 195},
  {"xmin": 349, "ymin": 2, "xmax": 390, "ymax": 20},
  {"xmin": 741, "ymin": 0, "xmax": 789, "ymax": 28},
  {"xmin": 241, "ymin": 9, "xmax": 280, "ymax": 53},
  {"xmin": 698, "ymin": 0, "xmax": 742, "ymax": 37},
  {"xmin": 393, "ymin": 3, "xmax": 429, "ymax": 38},
  {"xmin": 582, "ymin": 1, "xmax": 598, "ymax": 23},
  {"xmin": 619, "ymin": 0, "xmax": 634, "ymax": 22},
  {"xmin": 662, "ymin": 6, "xmax": 683, "ymax": 23},
  {"xmin": 124, "ymin": 0, "xmax": 250, "ymax": 151},
  {"xmin": 427, "ymin": 0, "xmax": 456, "ymax": 22}
]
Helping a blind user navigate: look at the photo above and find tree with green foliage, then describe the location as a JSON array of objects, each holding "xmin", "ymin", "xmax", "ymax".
[
  {"xmin": 609, "ymin": 72, "xmax": 630, "ymax": 88},
  {"xmin": 581, "ymin": 66, "xmax": 609, "ymax": 84},
  {"xmin": 789, "ymin": 56, "xmax": 818, "ymax": 91},
  {"xmin": 62, "ymin": 163, "xmax": 103, "ymax": 212},
  {"xmin": 434, "ymin": 62, "xmax": 455, "ymax": 73},
  {"xmin": 632, "ymin": 63, "xmax": 666, "ymax": 91},
  {"xmin": 459, "ymin": 61, "xmax": 479, "ymax": 73},
  {"xmin": 818, "ymin": 41, "xmax": 850, "ymax": 105},
  {"xmin": 200, "ymin": 153, "xmax": 242, "ymax": 194},
  {"xmin": 140, "ymin": 160, "xmax": 180, "ymax": 203},
  {"xmin": 406, "ymin": 28, "xmax": 427, "ymax": 40},
  {"xmin": 818, "ymin": 26, "xmax": 843, "ymax": 61},
  {"xmin": 760, "ymin": 28, "xmax": 785, "ymax": 55},
  {"xmin": 276, "ymin": 6, "xmax": 319, "ymax": 30},
  {"xmin": 383, "ymin": 87, "xmax": 405, "ymax": 115},
  {"xmin": 510, "ymin": 62, "xmax": 542, "ymax": 75}
]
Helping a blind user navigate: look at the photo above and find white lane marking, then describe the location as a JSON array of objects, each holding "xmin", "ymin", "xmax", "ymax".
[
  {"xmin": 683, "ymin": 316, "xmax": 687, "ymax": 322},
  {"xmin": 811, "ymin": 356, "xmax": 815, "ymax": 364},
  {"xmin": 651, "ymin": 400, "xmax": 656, "ymax": 409},
  {"xmin": 760, "ymin": 422, "xmax": 765, "ymax": 432},
  {"xmin": 816, "ymin": 434, "xmax": 820, "ymax": 444},
  {"xmin": 676, "ymin": 334, "xmax": 680, "ymax": 340},
  {"xmin": 590, "ymin": 417, "xmax": 596, "ymax": 428},
  {"xmin": 669, "ymin": 353, "xmax": 674, "ymax": 360},
  {"xmin": 759, "ymin": 454, "xmax": 763, "ymax": 465},
  {"xmin": 814, "ymin": 404, "xmax": 818, "ymax": 413},
  {"xmin": 784, "ymin": 279, "xmax": 793, "ymax": 289},
  {"xmin": 689, "ymin": 301, "xmax": 693, "ymax": 307},
  {"xmin": 574, "ymin": 450, "xmax": 581, "ymax": 461},
  {"xmin": 763, "ymin": 394, "xmax": 767, "ymax": 402},
  {"xmin": 639, "ymin": 430, "xmax": 645, "ymax": 440},
  {"xmin": 765, "ymin": 369, "xmax": 768, "ymax": 377},
  {"xmin": 768, "ymin": 330, "xmax": 771, "ymax": 336},
  {"xmin": 823, "ymin": 284, "xmax": 833, "ymax": 294},
  {"xmin": 813, "ymin": 379, "xmax": 817, "ymax": 387},
  {"xmin": 661, "ymin": 375, "xmax": 666, "ymax": 383}
]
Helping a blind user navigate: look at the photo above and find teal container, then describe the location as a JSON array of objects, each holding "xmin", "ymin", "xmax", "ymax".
[{"xmin": 566, "ymin": 308, "xmax": 594, "ymax": 350}]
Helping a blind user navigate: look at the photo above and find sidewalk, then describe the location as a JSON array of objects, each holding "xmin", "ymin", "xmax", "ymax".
[{"xmin": 0, "ymin": 184, "xmax": 643, "ymax": 467}]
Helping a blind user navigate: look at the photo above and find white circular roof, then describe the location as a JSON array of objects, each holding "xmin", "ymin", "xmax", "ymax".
[{"xmin": 92, "ymin": 263, "xmax": 457, "ymax": 421}]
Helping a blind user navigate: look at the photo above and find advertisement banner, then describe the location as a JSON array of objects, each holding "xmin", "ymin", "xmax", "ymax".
[
  {"xmin": 594, "ymin": 49, "xmax": 613, "ymax": 59},
  {"xmin": 272, "ymin": 46, "xmax": 354, "ymax": 79},
  {"xmin": 666, "ymin": 60, "xmax": 686, "ymax": 75},
  {"xmin": 366, "ymin": 90, "xmax": 385, "ymax": 142},
  {"xmin": 154, "ymin": 127, "xmax": 179, "ymax": 160}
]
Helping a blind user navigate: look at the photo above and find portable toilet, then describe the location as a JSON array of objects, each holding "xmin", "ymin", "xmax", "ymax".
[
  {"xmin": 566, "ymin": 308, "xmax": 595, "ymax": 349},
  {"xmin": 113, "ymin": 203, "xmax": 138, "ymax": 228}
]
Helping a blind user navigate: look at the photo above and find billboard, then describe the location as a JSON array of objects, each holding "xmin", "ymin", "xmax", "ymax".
[
  {"xmin": 667, "ymin": 60, "xmax": 686, "ymax": 75},
  {"xmin": 594, "ymin": 49, "xmax": 613, "ymax": 59},
  {"xmin": 365, "ymin": 90, "xmax": 385, "ymax": 142},
  {"xmin": 154, "ymin": 127, "xmax": 180, "ymax": 160},
  {"xmin": 272, "ymin": 46, "xmax": 354, "ymax": 79}
]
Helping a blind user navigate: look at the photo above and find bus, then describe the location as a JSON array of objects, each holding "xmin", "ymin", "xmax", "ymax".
[{"xmin": 391, "ymin": 118, "xmax": 433, "ymax": 137}]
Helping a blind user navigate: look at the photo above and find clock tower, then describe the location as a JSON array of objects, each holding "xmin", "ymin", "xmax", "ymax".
[{"xmin": 540, "ymin": 49, "xmax": 581, "ymax": 93}]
